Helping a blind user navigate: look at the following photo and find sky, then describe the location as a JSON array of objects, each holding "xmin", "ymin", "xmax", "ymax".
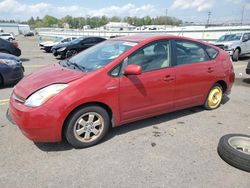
[{"xmin": 0, "ymin": 0, "xmax": 250, "ymax": 24}]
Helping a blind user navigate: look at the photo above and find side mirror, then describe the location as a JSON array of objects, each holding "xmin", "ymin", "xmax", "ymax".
[
  {"xmin": 242, "ymin": 36, "xmax": 249, "ymax": 42},
  {"xmin": 124, "ymin": 64, "xmax": 142, "ymax": 75}
]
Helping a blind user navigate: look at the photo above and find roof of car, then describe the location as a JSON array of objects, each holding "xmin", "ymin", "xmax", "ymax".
[{"xmin": 111, "ymin": 34, "xmax": 180, "ymax": 43}]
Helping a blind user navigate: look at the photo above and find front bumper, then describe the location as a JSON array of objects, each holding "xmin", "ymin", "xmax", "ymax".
[
  {"xmin": 7, "ymin": 95, "xmax": 63, "ymax": 142},
  {"xmin": 225, "ymin": 49, "xmax": 234, "ymax": 56},
  {"xmin": 1, "ymin": 64, "xmax": 24, "ymax": 85}
]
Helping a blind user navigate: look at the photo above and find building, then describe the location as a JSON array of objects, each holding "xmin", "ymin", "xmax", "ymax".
[
  {"xmin": 0, "ymin": 23, "xmax": 30, "ymax": 35},
  {"xmin": 103, "ymin": 22, "xmax": 135, "ymax": 31}
]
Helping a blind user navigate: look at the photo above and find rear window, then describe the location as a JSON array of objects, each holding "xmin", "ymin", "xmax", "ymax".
[{"xmin": 206, "ymin": 47, "xmax": 218, "ymax": 59}]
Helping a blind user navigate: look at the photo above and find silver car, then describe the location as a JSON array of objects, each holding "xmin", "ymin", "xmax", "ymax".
[{"xmin": 213, "ymin": 32, "xmax": 250, "ymax": 61}]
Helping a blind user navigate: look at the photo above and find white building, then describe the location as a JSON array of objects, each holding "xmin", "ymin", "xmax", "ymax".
[
  {"xmin": 0, "ymin": 23, "xmax": 30, "ymax": 35},
  {"xmin": 103, "ymin": 22, "xmax": 135, "ymax": 31}
]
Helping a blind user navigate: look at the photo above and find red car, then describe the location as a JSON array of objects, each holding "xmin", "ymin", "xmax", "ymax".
[{"xmin": 7, "ymin": 35, "xmax": 235, "ymax": 148}]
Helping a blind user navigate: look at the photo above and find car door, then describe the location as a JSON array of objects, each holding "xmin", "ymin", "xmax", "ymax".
[
  {"xmin": 119, "ymin": 40, "xmax": 175, "ymax": 122},
  {"xmin": 245, "ymin": 33, "xmax": 250, "ymax": 53},
  {"xmin": 173, "ymin": 39, "xmax": 216, "ymax": 110}
]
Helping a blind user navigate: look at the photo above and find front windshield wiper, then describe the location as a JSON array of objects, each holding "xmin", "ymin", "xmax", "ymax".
[{"xmin": 66, "ymin": 60, "xmax": 86, "ymax": 71}]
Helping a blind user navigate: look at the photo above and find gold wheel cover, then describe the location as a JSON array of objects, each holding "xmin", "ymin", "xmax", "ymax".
[{"xmin": 207, "ymin": 86, "xmax": 222, "ymax": 109}]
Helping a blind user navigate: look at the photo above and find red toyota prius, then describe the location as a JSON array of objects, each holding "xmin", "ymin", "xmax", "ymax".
[{"xmin": 7, "ymin": 35, "xmax": 235, "ymax": 148}]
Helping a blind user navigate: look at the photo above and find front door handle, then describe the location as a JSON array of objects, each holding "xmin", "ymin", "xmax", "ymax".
[{"xmin": 163, "ymin": 75, "xmax": 175, "ymax": 81}]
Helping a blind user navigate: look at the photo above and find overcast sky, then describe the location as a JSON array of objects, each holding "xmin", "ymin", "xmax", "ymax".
[{"xmin": 0, "ymin": 0, "xmax": 249, "ymax": 23}]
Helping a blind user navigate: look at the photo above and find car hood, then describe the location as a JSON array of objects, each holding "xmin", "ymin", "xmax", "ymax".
[
  {"xmin": 0, "ymin": 52, "xmax": 20, "ymax": 61},
  {"xmin": 213, "ymin": 41, "xmax": 239, "ymax": 46},
  {"xmin": 44, "ymin": 41, "xmax": 59, "ymax": 47},
  {"xmin": 40, "ymin": 41, "xmax": 54, "ymax": 46},
  {"xmin": 53, "ymin": 42, "xmax": 73, "ymax": 49},
  {"xmin": 14, "ymin": 64, "xmax": 86, "ymax": 99}
]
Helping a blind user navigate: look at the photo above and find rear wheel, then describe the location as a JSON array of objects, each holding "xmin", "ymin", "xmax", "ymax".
[
  {"xmin": 232, "ymin": 49, "xmax": 240, "ymax": 62},
  {"xmin": 204, "ymin": 84, "xmax": 223, "ymax": 110},
  {"xmin": 65, "ymin": 106, "xmax": 110, "ymax": 148}
]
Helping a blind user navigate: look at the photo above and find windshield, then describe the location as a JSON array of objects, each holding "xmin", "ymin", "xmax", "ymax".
[
  {"xmin": 217, "ymin": 33, "xmax": 242, "ymax": 42},
  {"xmin": 60, "ymin": 40, "xmax": 137, "ymax": 72},
  {"xmin": 54, "ymin": 37, "xmax": 63, "ymax": 42}
]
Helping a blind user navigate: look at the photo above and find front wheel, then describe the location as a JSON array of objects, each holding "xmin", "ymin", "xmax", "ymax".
[
  {"xmin": 64, "ymin": 106, "xmax": 110, "ymax": 148},
  {"xmin": 232, "ymin": 49, "xmax": 240, "ymax": 62},
  {"xmin": 66, "ymin": 49, "xmax": 77, "ymax": 58},
  {"xmin": 204, "ymin": 84, "xmax": 223, "ymax": 110}
]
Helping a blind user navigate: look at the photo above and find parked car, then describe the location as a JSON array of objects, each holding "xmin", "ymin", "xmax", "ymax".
[
  {"xmin": 0, "ymin": 33, "xmax": 15, "ymax": 41},
  {"xmin": 24, "ymin": 31, "xmax": 34, "ymax": 37},
  {"xmin": 42, "ymin": 37, "xmax": 77, "ymax": 53},
  {"xmin": 51, "ymin": 36, "xmax": 106, "ymax": 59},
  {"xmin": 246, "ymin": 60, "xmax": 250, "ymax": 75},
  {"xmin": 0, "ymin": 38, "xmax": 21, "ymax": 56},
  {"xmin": 213, "ymin": 32, "xmax": 250, "ymax": 61},
  {"xmin": 0, "ymin": 53, "xmax": 24, "ymax": 87},
  {"xmin": 7, "ymin": 35, "xmax": 235, "ymax": 148}
]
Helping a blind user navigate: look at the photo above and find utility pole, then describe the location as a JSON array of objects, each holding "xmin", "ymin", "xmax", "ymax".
[
  {"xmin": 166, "ymin": 8, "xmax": 168, "ymax": 25},
  {"xmin": 206, "ymin": 11, "xmax": 211, "ymax": 26},
  {"xmin": 240, "ymin": 5, "xmax": 245, "ymax": 26}
]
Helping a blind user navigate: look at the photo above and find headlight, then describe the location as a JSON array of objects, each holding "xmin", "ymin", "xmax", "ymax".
[
  {"xmin": 224, "ymin": 44, "xmax": 233, "ymax": 50},
  {"xmin": 24, "ymin": 84, "xmax": 68, "ymax": 107},
  {"xmin": 57, "ymin": 47, "xmax": 66, "ymax": 52},
  {"xmin": 0, "ymin": 59, "xmax": 18, "ymax": 66}
]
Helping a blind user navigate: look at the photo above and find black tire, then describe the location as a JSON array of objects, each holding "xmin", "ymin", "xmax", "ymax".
[
  {"xmin": 64, "ymin": 106, "xmax": 110, "ymax": 148},
  {"xmin": 232, "ymin": 49, "xmax": 240, "ymax": 62},
  {"xmin": 0, "ymin": 75, "xmax": 4, "ymax": 87},
  {"xmin": 217, "ymin": 134, "xmax": 250, "ymax": 172},
  {"xmin": 204, "ymin": 84, "xmax": 223, "ymax": 110},
  {"xmin": 66, "ymin": 49, "xmax": 77, "ymax": 58}
]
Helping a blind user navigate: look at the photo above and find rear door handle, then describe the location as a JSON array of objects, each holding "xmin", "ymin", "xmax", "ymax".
[
  {"xmin": 163, "ymin": 75, "xmax": 175, "ymax": 81},
  {"xmin": 207, "ymin": 67, "xmax": 214, "ymax": 73}
]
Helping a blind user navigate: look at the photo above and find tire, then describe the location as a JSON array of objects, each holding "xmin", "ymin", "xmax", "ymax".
[
  {"xmin": 232, "ymin": 49, "xmax": 240, "ymax": 62},
  {"xmin": 66, "ymin": 49, "xmax": 77, "ymax": 58},
  {"xmin": 0, "ymin": 75, "xmax": 4, "ymax": 87},
  {"xmin": 204, "ymin": 84, "xmax": 223, "ymax": 110},
  {"xmin": 217, "ymin": 134, "xmax": 250, "ymax": 172},
  {"xmin": 64, "ymin": 106, "xmax": 110, "ymax": 148}
]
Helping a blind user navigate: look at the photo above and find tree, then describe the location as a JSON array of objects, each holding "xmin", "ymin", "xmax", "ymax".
[{"xmin": 42, "ymin": 15, "xmax": 58, "ymax": 27}]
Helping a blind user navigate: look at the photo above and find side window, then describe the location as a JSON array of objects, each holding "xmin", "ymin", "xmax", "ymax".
[
  {"xmin": 175, "ymin": 40, "xmax": 210, "ymax": 65},
  {"xmin": 83, "ymin": 38, "xmax": 94, "ymax": 44},
  {"xmin": 243, "ymin": 34, "xmax": 247, "ymax": 40},
  {"xmin": 205, "ymin": 46, "xmax": 218, "ymax": 59},
  {"xmin": 127, "ymin": 40, "xmax": 170, "ymax": 72},
  {"xmin": 110, "ymin": 65, "xmax": 121, "ymax": 77}
]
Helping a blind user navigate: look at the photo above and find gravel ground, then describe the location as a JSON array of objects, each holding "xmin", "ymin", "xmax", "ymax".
[{"xmin": 0, "ymin": 36, "xmax": 250, "ymax": 188}]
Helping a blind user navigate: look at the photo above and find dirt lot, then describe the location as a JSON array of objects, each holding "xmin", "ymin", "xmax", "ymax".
[{"xmin": 0, "ymin": 36, "xmax": 250, "ymax": 188}]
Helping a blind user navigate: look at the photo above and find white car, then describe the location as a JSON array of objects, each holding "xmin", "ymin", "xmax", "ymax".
[
  {"xmin": 0, "ymin": 33, "xmax": 15, "ymax": 41},
  {"xmin": 213, "ymin": 32, "xmax": 250, "ymax": 61},
  {"xmin": 39, "ymin": 37, "xmax": 77, "ymax": 52}
]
